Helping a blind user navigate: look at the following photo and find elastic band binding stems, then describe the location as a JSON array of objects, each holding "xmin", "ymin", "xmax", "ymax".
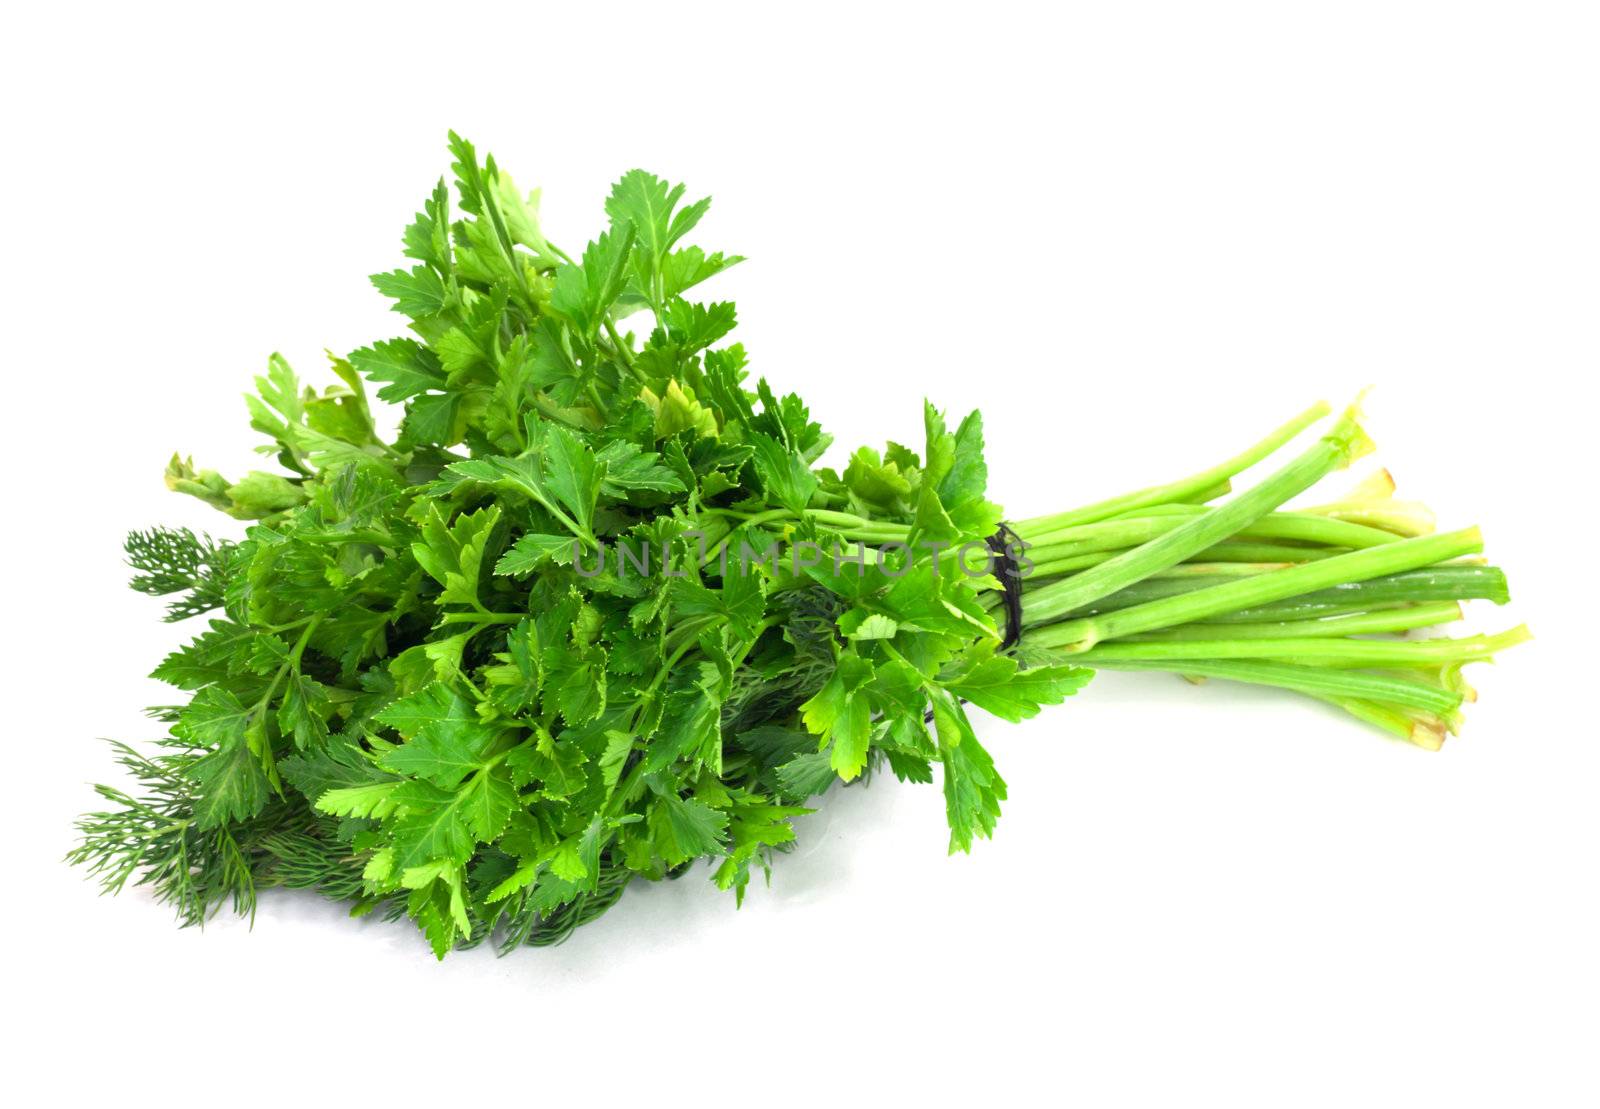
[
  {"xmin": 923, "ymin": 522, "xmax": 1028, "ymax": 725},
  {"xmin": 986, "ymin": 522, "xmax": 1026, "ymax": 651}
]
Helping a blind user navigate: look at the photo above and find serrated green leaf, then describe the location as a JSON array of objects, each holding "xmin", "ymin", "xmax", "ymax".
[
  {"xmin": 749, "ymin": 431, "xmax": 818, "ymax": 515},
  {"xmin": 457, "ymin": 767, "xmax": 518, "ymax": 842},
  {"xmin": 651, "ymin": 794, "xmax": 728, "ymax": 867},
  {"xmin": 495, "ymin": 532, "xmax": 577, "ymax": 576},
  {"xmin": 799, "ymin": 651, "xmax": 876, "ymax": 780},
  {"xmin": 944, "ymin": 652, "xmax": 1094, "ymax": 723},
  {"xmin": 371, "ymin": 266, "xmax": 447, "ymax": 318},
  {"xmin": 375, "ymin": 683, "xmax": 497, "ymax": 788},
  {"xmin": 349, "ymin": 338, "xmax": 446, "ymax": 402}
]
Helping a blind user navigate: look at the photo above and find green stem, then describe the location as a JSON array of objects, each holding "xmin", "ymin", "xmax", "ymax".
[
  {"xmin": 1033, "ymin": 527, "xmax": 1483, "ymax": 649},
  {"xmin": 286, "ymin": 617, "xmax": 321, "ymax": 669},
  {"xmin": 1023, "ymin": 402, "xmax": 1373, "ymax": 624},
  {"xmin": 663, "ymin": 615, "xmax": 718, "ymax": 655},
  {"xmin": 1022, "ymin": 508, "xmax": 1398, "ymax": 555},
  {"xmin": 1122, "ymin": 601, "xmax": 1464, "ymax": 640},
  {"xmin": 699, "ymin": 511, "xmax": 788, "ymax": 569},
  {"xmin": 532, "ymin": 391, "xmax": 603, "ymax": 432},
  {"xmin": 1069, "ymin": 624, "xmax": 1529, "ymax": 667},
  {"xmin": 1067, "ymin": 656, "xmax": 1463, "ymax": 715},
  {"xmin": 1182, "ymin": 564, "xmax": 1509, "ymax": 624},
  {"xmin": 1311, "ymin": 695, "xmax": 1448, "ymax": 749},
  {"xmin": 1023, "ymin": 551, "xmax": 1495, "ymax": 629},
  {"xmin": 247, "ymin": 614, "xmax": 324, "ymax": 784},
  {"xmin": 1028, "ymin": 540, "xmax": 1345, "ymax": 580},
  {"xmin": 603, "ymin": 319, "xmax": 635, "ymax": 369},
  {"xmin": 256, "ymin": 617, "xmax": 322, "ymax": 715},
  {"xmin": 438, "ymin": 611, "xmax": 526, "ymax": 626},
  {"xmin": 298, "ymin": 529, "xmax": 395, "ymax": 547},
  {"xmin": 1011, "ymin": 401, "xmax": 1331, "ymax": 534},
  {"xmin": 1167, "ymin": 479, "xmax": 1235, "ymax": 508},
  {"xmin": 980, "ymin": 560, "xmax": 1295, "ymax": 611}
]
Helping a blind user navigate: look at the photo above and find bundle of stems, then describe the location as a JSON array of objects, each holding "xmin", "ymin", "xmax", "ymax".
[
  {"xmin": 766, "ymin": 400, "xmax": 1524, "ymax": 751},
  {"xmin": 1013, "ymin": 403, "xmax": 1524, "ymax": 749}
]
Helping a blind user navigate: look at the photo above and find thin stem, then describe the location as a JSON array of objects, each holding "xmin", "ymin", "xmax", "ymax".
[
  {"xmin": 1021, "ymin": 508, "xmax": 1397, "ymax": 555},
  {"xmin": 1068, "ymin": 624, "xmax": 1529, "ymax": 667},
  {"xmin": 1122, "ymin": 601, "xmax": 1464, "ymax": 641},
  {"xmin": 603, "ymin": 319, "xmax": 635, "ymax": 369},
  {"xmin": 1067, "ymin": 656, "xmax": 1464, "ymax": 715},
  {"xmin": 286, "ymin": 617, "xmax": 321, "ymax": 669},
  {"xmin": 297, "ymin": 529, "xmax": 395, "ymax": 547},
  {"xmin": 1010, "ymin": 401, "xmax": 1331, "ymax": 534},
  {"xmin": 438, "ymin": 611, "xmax": 526, "ymax": 626},
  {"xmin": 1027, "ymin": 540, "xmax": 1345, "ymax": 580}
]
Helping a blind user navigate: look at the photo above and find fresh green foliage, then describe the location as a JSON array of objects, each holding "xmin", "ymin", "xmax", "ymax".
[{"xmin": 72, "ymin": 136, "xmax": 1523, "ymax": 958}]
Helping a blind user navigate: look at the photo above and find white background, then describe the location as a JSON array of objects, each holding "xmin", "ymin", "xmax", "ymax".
[{"xmin": 6, "ymin": 3, "xmax": 1597, "ymax": 1105}]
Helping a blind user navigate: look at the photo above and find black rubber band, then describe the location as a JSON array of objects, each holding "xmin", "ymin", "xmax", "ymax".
[
  {"xmin": 985, "ymin": 522, "xmax": 1026, "ymax": 651},
  {"xmin": 923, "ymin": 523, "xmax": 1027, "ymax": 725}
]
